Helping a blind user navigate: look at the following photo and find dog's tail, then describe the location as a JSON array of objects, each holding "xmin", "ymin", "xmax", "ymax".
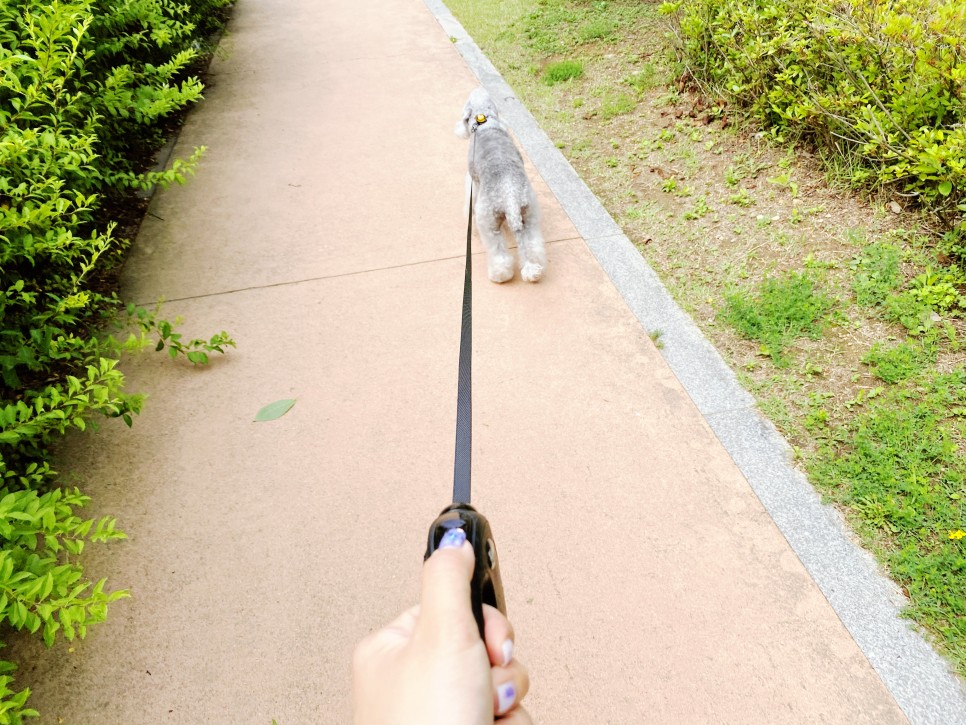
[{"xmin": 505, "ymin": 196, "xmax": 529, "ymax": 235}]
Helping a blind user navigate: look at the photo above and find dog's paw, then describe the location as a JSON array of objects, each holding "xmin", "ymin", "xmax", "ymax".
[
  {"xmin": 488, "ymin": 264, "xmax": 514, "ymax": 284},
  {"xmin": 520, "ymin": 262, "xmax": 544, "ymax": 283}
]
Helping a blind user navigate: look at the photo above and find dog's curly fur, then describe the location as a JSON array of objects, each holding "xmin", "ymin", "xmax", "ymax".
[{"xmin": 455, "ymin": 88, "xmax": 547, "ymax": 283}]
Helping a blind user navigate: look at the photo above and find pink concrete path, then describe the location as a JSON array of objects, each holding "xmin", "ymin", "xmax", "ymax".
[{"xmin": 17, "ymin": 0, "xmax": 910, "ymax": 722}]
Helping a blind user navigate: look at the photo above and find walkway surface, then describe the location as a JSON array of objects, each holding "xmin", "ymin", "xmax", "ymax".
[{"xmin": 15, "ymin": 0, "xmax": 966, "ymax": 723}]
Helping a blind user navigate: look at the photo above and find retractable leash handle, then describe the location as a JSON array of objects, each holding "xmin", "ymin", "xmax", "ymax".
[
  {"xmin": 424, "ymin": 503, "xmax": 506, "ymax": 640},
  {"xmin": 425, "ymin": 118, "xmax": 506, "ymax": 640}
]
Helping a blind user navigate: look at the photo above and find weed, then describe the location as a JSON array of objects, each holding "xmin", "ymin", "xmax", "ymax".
[
  {"xmin": 851, "ymin": 242, "xmax": 903, "ymax": 307},
  {"xmin": 578, "ymin": 17, "xmax": 617, "ymax": 43},
  {"xmin": 862, "ymin": 338, "xmax": 937, "ymax": 384},
  {"xmin": 908, "ymin": 268, "xmax": 966, "ymax": 314},
  {"xmin": 599, "ymin": 91, "xmax": 635, "ymax": 119},
  {"xmin": 625, "ymin": 202, "xmax": 659, "ymax": 221},
  {"xmin": 683, "ymin": 197, "xmax": 712, "ymax": 220},
  {"xmin": 728, "ymin": 188, "xmax": 755, "ymax": 207},
  {"xmin": 720, "ymin": 270, "xmax": 837, "ymax": 366},
  {"xmin": 543, "ymin": 60, "xmax": 584, "ymax": 85},
  {"xmin": 625, "ymin": 63, "xmax": 660, "ymax": 94},
  {"xmin": 724, "ymin": 153, "xmax": 769, "ymax": 186},
  {"xmin": 767, "ymin": 171, "xmax": 799, "ymax": 197}
]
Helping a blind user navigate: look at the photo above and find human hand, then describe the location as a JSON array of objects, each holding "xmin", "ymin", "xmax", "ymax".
[{"xmin": 352, "ymin": 528, "xmax": 530, "ymax": 724}]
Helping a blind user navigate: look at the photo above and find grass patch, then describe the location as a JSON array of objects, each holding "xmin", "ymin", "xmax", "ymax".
[
  {"xmin": 720, "ymin": 270, "xmax": 836, "ymax": 367},
  {"xmin": 625, "ymin": 63, "xmax": 661, "ymax": 94},
  {"xmin": 598, "ymin": 91, "xmax": 635, "ymax": 119},
  {"xmin": 862, "ymin": 338, "xmax": 938, "ymax": 384},
  {"xmin": 809, "ymin": 372, "xmax": 966, "ymax": 669},
  {"xmin": 578, "ymin": 16, "xmax": 617, "ymax": 43},
  {"xmin": 851, "ymin": 240, "xmax": 904, "ymax": 307},
  {"xmin": 543, "ymin": 59, "xmax": 584, "ymax": 85}
]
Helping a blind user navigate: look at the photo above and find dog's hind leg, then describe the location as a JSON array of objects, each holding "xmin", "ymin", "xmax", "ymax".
[
  {"xmin": 477, "ymin": 213, "xmax": 514, "ymax": 283},
  {"xmin": 511, "ymin": 201, "xmax": 546, "ymax": 283}
]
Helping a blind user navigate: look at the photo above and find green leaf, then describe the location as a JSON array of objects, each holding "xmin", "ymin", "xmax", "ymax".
[
  {"xmin": 939, "ymin": 181, "xmax": 953, "ymax": 196},
  {"xmin": 254, "ymin": 399, "xmax": 296, "ymax": 422}
]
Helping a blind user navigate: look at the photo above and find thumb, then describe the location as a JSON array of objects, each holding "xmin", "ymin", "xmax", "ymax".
[{"xmin": 416, "ymin": 528, "xmax": 479, "ymax": 648}]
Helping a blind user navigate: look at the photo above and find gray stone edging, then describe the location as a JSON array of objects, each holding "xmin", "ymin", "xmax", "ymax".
[{"xmin": 423, "ymin": 1, "xmax": 966, "ymax": 722}]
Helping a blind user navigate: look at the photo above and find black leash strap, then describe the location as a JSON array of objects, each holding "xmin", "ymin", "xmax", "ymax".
[
  {"xmin": 452, "ymin": 178, "xmax": 473, "ymax": 505},
  {"xmin": 424, "ymin": 123, "xmax": 506, "ymax": 639}
]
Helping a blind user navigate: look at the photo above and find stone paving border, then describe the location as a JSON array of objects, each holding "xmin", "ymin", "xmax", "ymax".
[{"xmin": 424, "ymin": 2, "xmax": 966, "ymax": 722}]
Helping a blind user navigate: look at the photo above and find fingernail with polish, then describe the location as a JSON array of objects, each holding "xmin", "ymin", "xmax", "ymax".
[
  {"xmin": 496, "ymin": 681, "xmax": 516, "ymax": 716},
  {"xmin": 439, "ymin": 527, "xmax": 466, "ymax": 549},
  {"xmin": 501, "ymin": 639, "xmax": 514, "ymax": 667}
]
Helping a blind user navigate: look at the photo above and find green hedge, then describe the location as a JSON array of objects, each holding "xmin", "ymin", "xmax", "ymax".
[
  {"xmin": 665, "ymin": 0, "xmax": 965, "ymax": 228},
  {"xmin": 0, "ymin": 0, "xmax": 230, "ymax": 720}
]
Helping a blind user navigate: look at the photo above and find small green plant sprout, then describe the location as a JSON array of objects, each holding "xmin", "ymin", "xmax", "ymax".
[
  {"xmin": 606, "ymin": 157, "xmax": 619, "ymax": 168},
  {"xmin": 767, "ymin": 171, "xmax": 799, "ymax": 197},
  {"xmin": 660, "ymin": 178, "xmax": 678, "ymax": 193},
  {"xmin": 728, "ymin": 188, "xmax": 755, "ymax": 207},
  {"xmin": 724, "ymin": 153, "xmax": 769, "ymax": 186},
  {"xmin": 543, "ymin": 60, "xmax": 584, "ymax": 85},
  {"xmin": 683, "ymin": 197, "xmax": 712, "ymax": 220},
  {"xmin": 843, "ymin": 386, "xmax": 884, "ymax": 411},
  {"xmin": 801, "ymin": 361, "xmax": 824, "ymax": 377},
  {"xmin": 649, "ymin": 329, "xmax": 664, "ymax": 348}
]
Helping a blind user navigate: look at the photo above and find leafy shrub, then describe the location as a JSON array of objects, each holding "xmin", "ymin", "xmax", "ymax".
[
  {"xmin": 0, "ymin": 0, "xmax": 232, "ymax": 718},
  {"xmin": 664, "ymin": 0, "xmax": 966, "ymax": 228}
]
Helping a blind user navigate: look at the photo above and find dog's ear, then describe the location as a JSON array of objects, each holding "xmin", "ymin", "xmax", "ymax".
[{"xmin": 454, "ymin": 101, "xmax": 472, "ymax": 139}]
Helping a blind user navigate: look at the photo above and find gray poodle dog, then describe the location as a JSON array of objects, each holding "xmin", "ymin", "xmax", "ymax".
[{"xmin": 455, "ymin": 87, "xmax": 547, "ymax": 283}]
